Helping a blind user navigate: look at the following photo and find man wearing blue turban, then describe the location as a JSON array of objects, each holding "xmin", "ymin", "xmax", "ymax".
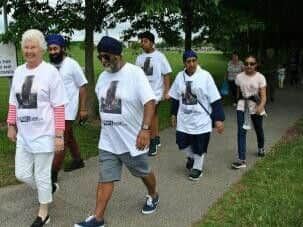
[
  {"xmin": 75, "ymin": 36, "xmax": 159, "ymax": 227},
  {"xmin": 169, "ymin": 49, "xmax": 225, "ymax": 181},
  {"xmin": 46, "ymin": 34, "xmax": 88, "ymax": 190}
]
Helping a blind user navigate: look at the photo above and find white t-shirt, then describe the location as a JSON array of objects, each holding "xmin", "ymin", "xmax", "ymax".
[
  {"xmin": 95, "ymin": 63, "xmax": 156, "ymax": 156},
  {"xmin": 136, "ymin": 50, "xmax": 172, "ymax": 101},
  {"xmin": 235, "ymin": 72, "xmax": 267, "ymax": 114},
  {"xmin": 56, "ymin": 57, "xmax": 88, "ymax": 120},
  {"xmin": 9, "ymin": 61, "xmax": 68, "ymax": 153},
  {"xmin": 227, "ymin": 60, "xmax": 244, "ymax": 81},
  {"xmin": 169, "ymin": 66, "xmax": 221, "ymax": 134}
]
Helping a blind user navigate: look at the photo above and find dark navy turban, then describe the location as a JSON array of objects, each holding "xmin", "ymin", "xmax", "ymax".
[
  {"xmin": 97, "ymin": 36, "xmax": 122, "ymax": 55},
  {"xmin": 46, "ymin": 34, "xmax": 65, "ymax": 47},
  {"xmin": 183, "ymin": 49, "xmax": 198, "ymax": 62}
]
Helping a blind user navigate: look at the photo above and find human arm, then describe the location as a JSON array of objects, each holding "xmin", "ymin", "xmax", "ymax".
[
  {"xmin": 79, "ymin": 84, "xmax": 88, "ymax": 123},
  {"xmin": 7, "ymin": 105, "xmax": 17, "ymax": 142},
  {"xmin": 255, "ymin": 86, "xmax": 267, "ymax": 114},
  {"xmin": 136, "ymin": 100, "xmax": 155, "ymax": 150}
]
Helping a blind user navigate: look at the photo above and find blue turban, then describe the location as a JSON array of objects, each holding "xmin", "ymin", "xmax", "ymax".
[
  {"xmin": 46, "ymin": 34, "xmax": 65, "ymax": 47},
  {"xmin": 183, "ymin": 49, "xmax": 198, "ymax": 62},
  {"xmin": 97, "ymin": 36, "xmax": 122, "ymax": 55}
]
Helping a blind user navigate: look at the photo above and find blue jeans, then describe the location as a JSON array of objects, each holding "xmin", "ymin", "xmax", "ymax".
[{"xmin": 237, "ymin": 111, "xmax": 265, "ymax": 161}]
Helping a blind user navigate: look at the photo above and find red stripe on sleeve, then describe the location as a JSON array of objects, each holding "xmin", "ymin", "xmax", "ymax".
[
  {"xmin": 7, "ymin": 105, "xmax": 16, "ymax": 125},
  {"xmin": 54, "ymin": 105, "xmax": 65, "ymax": 131}
]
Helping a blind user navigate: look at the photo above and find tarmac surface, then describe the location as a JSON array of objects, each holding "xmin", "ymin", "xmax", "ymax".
[{"xmin": 0, "ymin": 86, "xmax": 302, "ymax": 227}]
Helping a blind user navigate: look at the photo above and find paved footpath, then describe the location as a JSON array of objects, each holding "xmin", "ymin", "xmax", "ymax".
[{"xmin": 1, "ymin": 86, "xmax": 303, "ymax": 227}]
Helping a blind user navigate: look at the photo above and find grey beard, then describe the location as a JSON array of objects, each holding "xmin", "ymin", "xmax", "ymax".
[{"xmin": 104, "ymin": 67, "xmax": 113, "ymax": 73}]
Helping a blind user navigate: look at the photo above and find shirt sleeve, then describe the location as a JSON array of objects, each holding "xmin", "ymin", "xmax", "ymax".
[
  {"xmin": 259, "ymin": 74, "xmax": 267, "ymax": 88},
  {"xmin": 235, "ymin": 74, "xmax": 240, "ymax": 86},
  {"xmin": 136, "ymin": 67, "xmax": 156, "ymax": 105},
  {"xmin": 160, "ymin": 54, "xmax": 172, "ymax": 75},
  {"xmin": 50, "ymin": 68, "xmax": 68, "ymax": 107},
  {"xmin": 72, "ymin": 60, "xmax": 88, "ymax": 87},
  {"xmin": 206, "ymin": 73, "xmax": 221, "ymax": 103},
  {"xmin": 8, "ymin": 71, "xmax": 18, "ymax": 106},
  {"xmin": 168, "ymin": 74, "xmax": 181, "ymax": 100}
]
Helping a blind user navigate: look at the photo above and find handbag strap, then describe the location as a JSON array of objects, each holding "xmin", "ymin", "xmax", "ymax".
[{"xmin": 182, "ymin": 71, "xmax": 211, "ymax": 116}]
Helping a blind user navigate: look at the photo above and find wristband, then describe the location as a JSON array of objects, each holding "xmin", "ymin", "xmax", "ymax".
[{"xmin": 55, "ymin": 135, "xmax": 64, "ymax": 139}]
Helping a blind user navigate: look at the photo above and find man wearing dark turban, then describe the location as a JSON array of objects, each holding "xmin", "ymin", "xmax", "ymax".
[
  {"xmin": 169, "ymin": 49, "xmax": 225, "ymax": 181},
  {"xmin": 75, "ymin": 36, "xmax": 159, "ymax": 227},
  {"xmin": 46, "ymin": 34, "xmax": 88, "ymax": 188}
]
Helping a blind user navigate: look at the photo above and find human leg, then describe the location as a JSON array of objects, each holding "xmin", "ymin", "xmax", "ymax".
[
  {"xmin": 15, "ymin": 144, "xmax": 36, "ymax": 188},
  {"xmin": 232, "ymin": 111, "xmax": 247, "ymax": 169},
  {"xmin": 64, "ymin": 120, "xmax": 85, "ymax": 172},
  {"xmin": 251, "ymin": 114, "xmax": 265, "ymax": 156}
]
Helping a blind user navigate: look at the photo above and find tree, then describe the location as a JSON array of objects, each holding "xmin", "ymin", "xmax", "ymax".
[{"xmin": 114, "ymin": 0, "xmax": 219, "ymax": 50}]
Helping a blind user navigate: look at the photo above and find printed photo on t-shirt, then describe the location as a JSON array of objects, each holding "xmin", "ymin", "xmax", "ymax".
[
  {"xmin": 16, "ymin": 75, "xmax": 37, "ymax": 109},
  {"xmin": 182, "ymin": 81, "xmax": 197, "ymax": 105},
  {"xmin": 143, "ymin": 57, "xmax": 153, "ymax": 76},
  {"xmin": 101, "ymin": 80, "xmax": 122, "ymax": 114}
]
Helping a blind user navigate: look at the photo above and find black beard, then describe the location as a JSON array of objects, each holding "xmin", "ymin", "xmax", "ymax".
[{"xmin": 49, "ymin": 52, "xmax": 64, "ymax": 64}]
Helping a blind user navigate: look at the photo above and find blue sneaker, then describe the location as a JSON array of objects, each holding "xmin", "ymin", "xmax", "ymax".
[
  {"xmin": 142, "ymin": 194, "xmax": 159, "ymax": 214},
  {"xmin": 74, "ymin": 215, "xmax": 105, "ymax": 227}
]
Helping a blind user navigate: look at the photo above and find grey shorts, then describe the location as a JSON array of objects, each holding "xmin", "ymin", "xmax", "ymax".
[{"xmin": 98, "ymin": 150, "xmax": 151, "ymax": 183}]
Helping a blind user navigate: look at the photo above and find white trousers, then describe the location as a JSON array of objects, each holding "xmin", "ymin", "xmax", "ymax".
[{"xmin": 15, "ymin": 144, "xmax": 54, "ymax": 204}]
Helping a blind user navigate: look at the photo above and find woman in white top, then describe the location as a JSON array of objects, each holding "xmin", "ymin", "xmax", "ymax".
[
  {"xmin": 232, "ymin": 55, "xmax": 267, "ymax": 169},
  {"xmin": 226, "ymin": 52, "xmax": 244, "ymax": 105},
  {"xmin": 6, "ymin": 29, "xmax": 67, "ymax": 227}
]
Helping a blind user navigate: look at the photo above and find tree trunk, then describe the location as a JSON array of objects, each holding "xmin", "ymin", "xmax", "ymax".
[
  {"xmin": 182, "ymin": 1, "xmax": 193, "ymax": 51},
  {"xmin": 85, "ymin": 0, "xmax": 98, "ymax": 119}
]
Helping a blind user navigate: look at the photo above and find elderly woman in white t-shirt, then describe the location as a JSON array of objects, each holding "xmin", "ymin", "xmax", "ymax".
[
  {"xmin": 6, "ymin": 29, "xmax": 67, "ymax": 227},
  {"xmin": 226, "ymin": 52, "xmax": 244, "ymax": 105},
  {"xmin": 232, "ymin": 55, "xmax": 267, "ymax": 169}
]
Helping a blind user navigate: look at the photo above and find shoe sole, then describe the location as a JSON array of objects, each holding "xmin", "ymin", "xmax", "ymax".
[
  {"xmin": 74, "ymin": 223, "xmax": 104, "ymax": 227},
  {"xmin": 64, "ymin": 165, "xmax": 85, "ymax": 172},
  {"xmin": 141, "ymin": 198, "xmax": 159, "ymax": 214},
  {"xmin": 189, "ymin": 173, "xmax": 203, "ymax": 181},
  {"xmin": 231, "ymin": 164, "xmax": 247, "ymax": 169},
  {"xmin": 45, "ymin": 216, "xmax": 50, "ymax": 225}
]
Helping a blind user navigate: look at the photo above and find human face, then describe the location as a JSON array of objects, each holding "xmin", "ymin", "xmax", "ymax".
[
  {"xmin": 244, "ymin": 57, "xmax": 257, "ymax": 75},
  {"xmin": 184, "ymin": 57, "xmax": 198, "ymax": 75},
  {"xmin": 22, "ymin": 40, "xmax": 44, "ymax": 68},
  {"xmin": 231, "ymin": 54, "xmax": 239, "ymax": 62},
  {"xmin": 48, "ymin": 44, "xmax": 64, "ymax": 64},
  {"xmin": 97, "ymin": 52, "xmax": 120, "ymax": 73},
  {"xmin": 140, "ymin": 38, "xmax": 154, "ymax": 53}
]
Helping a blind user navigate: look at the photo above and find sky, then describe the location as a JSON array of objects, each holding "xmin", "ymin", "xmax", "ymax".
[{"xmin": 1, "ymin": 5, "xmax": 160, "ymax": 44}]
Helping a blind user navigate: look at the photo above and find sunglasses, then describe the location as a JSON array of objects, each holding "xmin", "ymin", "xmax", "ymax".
[
  {"xmin": 244, "ymin": 62, "xmax": 256, "ymax": 66},
  {"xmin": 97, "ymin": 54, "xmax": 111, "ymax": 61}
]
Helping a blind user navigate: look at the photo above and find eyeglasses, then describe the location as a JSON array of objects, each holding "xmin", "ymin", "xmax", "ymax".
[
  {"xmin": 244, "ymin": 62, "xmax": 256, "ymax": 66},
  {"xmin": 97, "ymin": 54, "xmax": 110, "ymax": 61}
]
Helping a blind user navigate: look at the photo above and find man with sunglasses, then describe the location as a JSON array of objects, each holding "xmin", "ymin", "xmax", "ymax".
[
  {"xmin": 46, "ymin": 34, "xmax": 88, "ymax": 187},
  {"xmin": 75, "ymin": 36, "xmax": 159, "ymax": 227},
  {"xmin": 136, "ymin": 31, "xmax": 172, "ymax": 156}
]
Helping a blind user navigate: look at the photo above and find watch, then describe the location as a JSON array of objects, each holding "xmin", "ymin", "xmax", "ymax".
[{"xmin": 142, "ymin": 124, "xmax": 150, "ymax": 130}]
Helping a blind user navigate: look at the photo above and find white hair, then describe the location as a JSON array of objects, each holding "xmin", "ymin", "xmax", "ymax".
[{"xmin": 21, "ymin": 29, "xmax": 47, "ymax": 51}]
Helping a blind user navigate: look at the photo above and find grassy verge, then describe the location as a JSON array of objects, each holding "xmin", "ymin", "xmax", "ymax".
[{"xmin": 198, "ymin": 118, "xmax": 303, "ymax": 227}]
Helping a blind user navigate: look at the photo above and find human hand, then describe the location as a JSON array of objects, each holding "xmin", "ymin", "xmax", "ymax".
[
  {"xmin": 214, "ymin": 121, "xmax": 224, "ymax": 134},
  {"xmin": 55, "ymin": 136, "xmax": 64, "ymax": 153},
  {"xmin": 79, "ymin": 110, "xmax": 88, "ymax": 125},
  {"xmin": 163, "ymin": 92, "xmax": 170, "ymax": 101},
  {"xmin": 136, "ymin": 129, "xmax": 150, "ymax": 150},
  {"xmin": 255, "ymin": 105, "xmax": 264, "ymax": 115},
  {"xmin": 7, "ymin": 125, "xmax": 17, "ymax": 142}
]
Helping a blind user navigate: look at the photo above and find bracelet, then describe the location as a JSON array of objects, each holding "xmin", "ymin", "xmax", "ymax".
[
  {"xmin": 80, "ymin": 109, "xmax": 88, "ymax": 111},
  {"xmin": 55, "ymin": 135, "xmax": 64, "ymax": 139}
]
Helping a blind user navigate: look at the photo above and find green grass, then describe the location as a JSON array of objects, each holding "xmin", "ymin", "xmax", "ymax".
[
  {"xmin": 0, "ymin": 43, "xmax": 228, "ymax": 187},
  {"xmin": 198, "ymin": 119, "xmax": 303, "ymax": 227}
]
